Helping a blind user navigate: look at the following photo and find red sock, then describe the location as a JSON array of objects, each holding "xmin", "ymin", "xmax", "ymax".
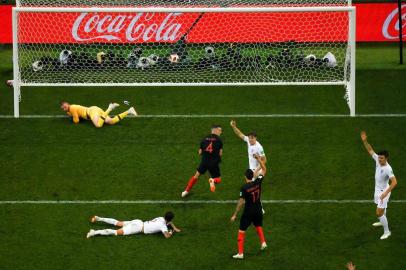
[
  {"xmin": 185, "ymin": 176, "xmax": 198, "ymax": 192},
  {"xmin": 213, "ymin": 177, "xmax": 221, "ymax": 184},
  {"xmin": 255, "ymin": 226, "xmax": 266, "ymax": 244},
  {"xmin": 237, "ymin": 231, "xmax": 245, "ymax": 254}
]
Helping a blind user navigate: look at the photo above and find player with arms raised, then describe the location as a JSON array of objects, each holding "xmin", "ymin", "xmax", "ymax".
[
  {"xmin": 231, "ymin": 120, "xmax": 267, "ymax": 213},
  {"xmin": 231, "ymin": 154, "xmax": 268, "ymax": 259},
  {"xmin": 361, "ymin": 131, "xmax": 397, "ymax": 240},
  {"xmin": 60, "ymin": 101, "xmax": 137, "ymax": 128},
  {"xmin": 230, "ymin": 120, "xmax": 267, "ymax": 178},
  {"xmin": 182, "ymin": 125, "xmax": 223, "ymax": 197}
]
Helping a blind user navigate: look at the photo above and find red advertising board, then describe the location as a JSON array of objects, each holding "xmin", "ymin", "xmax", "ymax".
[
  {"xmin": 356, "ymin": 3, "xmax": 406, "ymax": 41},
  {"xmin": 0, "ymin": 3, "xmax": 405, "ymax": 43},
  {"xmin": 0, "ymin": 5, "xmax": 12, "ymax": 43}
]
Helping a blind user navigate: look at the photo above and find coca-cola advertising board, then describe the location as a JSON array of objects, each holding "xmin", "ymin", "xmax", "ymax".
[{"xmin": 0, "ymin": 3, "xmax": 404, "ymax": 43}]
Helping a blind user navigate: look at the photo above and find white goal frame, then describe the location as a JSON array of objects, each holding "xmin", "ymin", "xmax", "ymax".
[{"xmin": 12, "ymin": 5, "xmax": 356, "ymax": 117}]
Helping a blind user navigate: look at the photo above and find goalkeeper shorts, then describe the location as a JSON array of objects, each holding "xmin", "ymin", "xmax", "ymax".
[{"xmin": 87, "ymin": 106, "xmax": 104, "ymax": 120}]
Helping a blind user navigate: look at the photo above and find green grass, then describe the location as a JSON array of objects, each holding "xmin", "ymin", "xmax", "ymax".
[
  {"xmin": 0, "ymin": 43, "xmax": 405, "ymax": 270},
  {"xmin": 1, "ymin": 204, "xmax": 405, "ymax": 270}
]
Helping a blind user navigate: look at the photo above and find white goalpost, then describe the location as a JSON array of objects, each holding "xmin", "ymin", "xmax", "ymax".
[{"xmin": 12, "ymin": 0, "xmax": 356, "ymax": 117}]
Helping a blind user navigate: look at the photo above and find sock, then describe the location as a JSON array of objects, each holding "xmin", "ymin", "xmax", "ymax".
[
  {"xmin": 111, "ymin": 111, "xmax": 129, "ymax": 124},
  {"xmin": 102, "ymin": 105, "xmax": 114, "ymax": 118},
  {"xmin": 185, "ymin": 176, "xmax": 198, "ymax": 192},
  {"xmin": 102, "ymin": 110, "xmax": 110, "ymax": 119},
  {"xmin": 255, "ymin": 226, "xmax": 266, "ymax": 244},
  {"xmin": 97, "ymin": 217, "xmax": 119, "ymax": 226},
  {"xmin": 379, "ymin": 215, "xmax": 390, "ymax": 233},
  {"xmin": 213, "ymin": 177, "xmax": 221, "ymax": 184},
  {"xmin": 237, "ymin": 231, "xmax": 245, "ymax": 254},
  {"xmin": 94, "ymin": 229, "xmax": 117, "ymax": 236}
]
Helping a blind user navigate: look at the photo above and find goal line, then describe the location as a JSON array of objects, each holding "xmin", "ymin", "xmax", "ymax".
[{"xmin": 1, "ymin": 200, "xmax": 406, "ymax": 204}]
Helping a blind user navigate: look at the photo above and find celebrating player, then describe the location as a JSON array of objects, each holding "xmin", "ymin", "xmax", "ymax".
[
  {"xmin": 361, "ymin": 131, "xmax": 397, "ymax": 240},
  {"xmin": 86, "ymin": 211, "xmax": 181, "ymax": 239},
  {"xmin": 231, "ymin": 154, "xmax": 268, "ymax": 259},
  {"xmin": 181, "ymin": 125, "xmax": 223, "ymax": 197},
  {"xmin": 231, "ymin": 120, "xmax": 267, "ymax": 214},
  {"xmin": 230, "ymin": 120, "xmax": 267, "ymax": 178},
  {"xmin": 60, "ymin": 101, "xmax": 137, "ymax": 128}
]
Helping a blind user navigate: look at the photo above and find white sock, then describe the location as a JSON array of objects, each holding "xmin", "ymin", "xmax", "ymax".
[
  {"xmin": 97, "ymin": 217, "xmax": 119, "ymax": 226},
  {"xmin": 94, "ymin": 229, "xmax": 117, "ymax": 236},
  {"xmin": 378, "ymin": 215, "xmax": 390, "ymax": 233}
]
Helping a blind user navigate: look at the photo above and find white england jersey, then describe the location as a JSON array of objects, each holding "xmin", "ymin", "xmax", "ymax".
[
  {"xmin": 372, "ymin": 153, "xmax": 395, "ymax": 191},
  {"xmin": 143, "ymin": 217, "xmax": 168, "ymax": 235},
  {"xmin": 243, "ymin": 136, "xmax": 266, "ymax": 170}
]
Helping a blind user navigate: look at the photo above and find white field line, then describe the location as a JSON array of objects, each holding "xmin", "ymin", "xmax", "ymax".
[
  {"xmin": 1, "ymin": 200, "xmax": 406, "ymax": 204},
  {"xmin": 1, "ymin": 114, "xmax": 406, "ymax": 118}
]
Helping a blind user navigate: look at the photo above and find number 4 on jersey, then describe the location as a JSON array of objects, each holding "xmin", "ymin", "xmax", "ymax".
[{"xmin": 205, "ymin": 142, "xmax": 213, "ymax": 153}]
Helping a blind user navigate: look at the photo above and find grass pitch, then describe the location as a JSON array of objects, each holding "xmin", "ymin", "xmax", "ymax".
[{"xmin": 0, "ymin": 43, "xmax": 405, "ymax": 270}]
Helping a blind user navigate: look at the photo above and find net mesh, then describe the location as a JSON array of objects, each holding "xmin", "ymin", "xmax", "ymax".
[{"xmin": 16, "ymin": 7, "xmax": 351, "ymax": 85}]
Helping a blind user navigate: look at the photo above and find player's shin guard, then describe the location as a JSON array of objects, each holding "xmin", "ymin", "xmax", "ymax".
[
  {"xmin": 94, "ymin": 229, "xmax": 117, "ymax": 236},
  {"xmin": 111, "ymin": 111, "xmax": 129, "ymax": 124},
  {"xmin": 213, "ymin": 177, "xmax": 221, "ymax": 184},
  {"xmin": 237, "ymin": 231, "xmax": 245, "ymax": 254},
  {"xmin": 255, "ymin": 226, "xmax": 266, "ymax": 244},
  {"xmin": 185, "ymin": 176, "xmax": 198, "ymax": 192}
]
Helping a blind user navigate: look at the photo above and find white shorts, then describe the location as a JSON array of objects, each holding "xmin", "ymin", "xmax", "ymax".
[
  {"xmin": 374, "ymin": 190, "xmax": 391, "ymax": 209},
  {"xmin": 252, "ymin": 168, "xmax": 263, "ymax": 180},
  {"xmin": 122, "ymin": 219, "xmax": 143, "ymax": 235}
]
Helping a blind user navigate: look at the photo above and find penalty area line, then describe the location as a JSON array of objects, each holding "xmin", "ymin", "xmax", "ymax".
[
  {"xmin": 1, "ymin": 200, "xmax": 406, "ymax": 204},
  {"xmin": 1, "ymin": 114, "xmax": 406, "ymax": 118}
]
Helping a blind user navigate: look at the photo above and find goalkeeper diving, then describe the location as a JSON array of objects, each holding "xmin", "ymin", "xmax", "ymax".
[{"xmin": 60, "ymin": 101, "xmax": 137, "ymax": 128}]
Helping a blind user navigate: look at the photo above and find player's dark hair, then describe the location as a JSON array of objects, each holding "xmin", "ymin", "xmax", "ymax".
[
  {"xmin": 211, "ymin": 124, "xmax": 222, "ymax": 129},
  {"xmin": 59, "ymin": 100, "xmax": 68, "ymax": 106},
  {"xmin": 245, "ymin": 169, "xmax": 254, "ymax": 180},
  {"xmin": 164, "ymin": 211, "xmax": 174, "ymax": 222},
  {"xmin": 247, "ymin": 132, "xmax": 257, "ymax": 138},
  {"xmin": 377, "ymin": 150, "xmax": 389, "ymax": 158}
]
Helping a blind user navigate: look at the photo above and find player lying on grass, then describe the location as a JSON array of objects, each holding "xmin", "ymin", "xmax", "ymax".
[
  {"xmin": 86, "ymin": 211, "xmax": 181, "ymax": 239},
  {"xmin": 182, "ymin": 125, "xmax": 223, "ymax": 197},
  {"xmin": 60, "ymin": 101, "xmax": 137, "ymax": 128},
  {"xmin": 231, "ymin": 154, "xmax": 268, "ymax": 259},
  {"xmin": 361, "ymin": 131, "xmax": 397, "ymax": 240}
]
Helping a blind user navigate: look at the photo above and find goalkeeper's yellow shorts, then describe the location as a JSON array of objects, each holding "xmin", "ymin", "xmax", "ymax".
[{"xmin": 86, "ymin": 106, "xmax": 104, "ymax": 121}]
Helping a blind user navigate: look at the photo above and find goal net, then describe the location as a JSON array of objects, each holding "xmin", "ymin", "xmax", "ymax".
[{"xmin": 12, "ymin": 0, "xmax": 356, "ymax": 116}]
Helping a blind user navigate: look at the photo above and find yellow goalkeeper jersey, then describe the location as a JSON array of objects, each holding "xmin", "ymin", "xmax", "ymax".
[{"xmin": 67, "ymin": 104, "xmax": 88, "ymax": 123}]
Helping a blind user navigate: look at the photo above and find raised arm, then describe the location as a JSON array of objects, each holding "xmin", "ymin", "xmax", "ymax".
[
  {"xmin": 360, "ymin": 131, "xmax": 375, "ymax": 156},
  {"xmin": 254, "ymin": 154, "xmax": 267, "ymax": 176},
  {"xmin": 230, "ymin": 120, "xmax": 246, "ymax": 140}
]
